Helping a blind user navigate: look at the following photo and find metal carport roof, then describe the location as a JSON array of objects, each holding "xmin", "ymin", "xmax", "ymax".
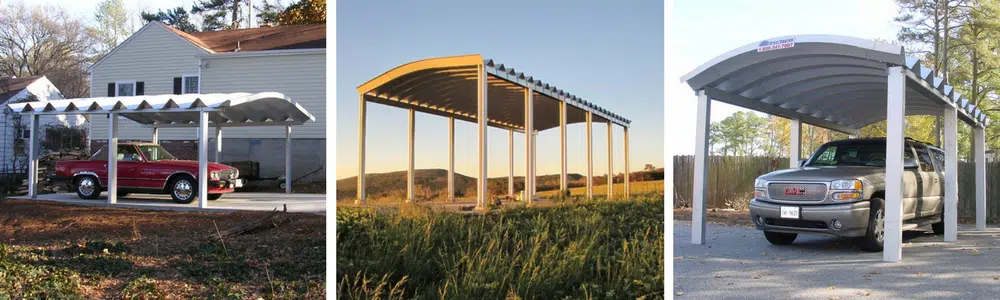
[{"xmin": 681, "ymin": 35, "xmax": 989, "ymax": 133}]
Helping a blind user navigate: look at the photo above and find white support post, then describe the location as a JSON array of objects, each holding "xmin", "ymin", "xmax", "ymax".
[
  {"xmin": 475, "ymin": 64, "xmax": 488, "ymax": 210},
  {"xmin": 406, "ymin": 108, "xmax": 415, "ymax": 203},
  {"xmin": 508, "ymin": 128, "xmax": 514, "ymax": 198},
  {"xmin": 450, "ymin": 117, "xmax": 456, "ymax": 202},
  {"xmin": 607, "ymin": 122, "xmax": 613, "ymax": 200},
  {"xmin": 586, "ymin": 111, "xmax": 594, "ymax": 200},
  {"xmin": 790, "ymin": 119, "xmax": 802, "ymax": 167},
  {"xmin": 524, "ymin": 88, "xmax": 534, "ymax": 204},
  {"xmin": 357, "ymin": 94, "xmax": 366, "ymax": 204},
  {"xmin": 107, "ymin": 113, "xmax": 119, "ymax": 204},
  {"xmin": 624, "ymin": 127, "xmax": 630, "ymax": 200},
  {"xmin": 214, "ymin": 127, "xmax": 222, "ymax": 163},
  {"xmin": 974, "ymin": 126, "xmax": 987, "ymax": 230},
  {"xmin": 151, "ymin": 127, "xmax": 159, "ymax": 144},
  {"xmin": 884, "ymin": 66, "xmax": 905, "ymax": 262},
  {"xmin": 944, "ymin": 106, "xmax": 958, "ymax": 241},
  {"xmin": 560, "ymin": 101, "xmax": 568, "ymax": 194},
  {"xmin": 532, "ymin": 130, "xmax": 537, "ymax": 196},
  {"xmin": 285, "ymin": 125, "xmax": 292, "ymax": 194},
  {"xmin": 198, "ymin": 111, "xmax": 209, "ymax": 208},
  {"xmin": 692, "ymin": 90, "xmax": 710, "ymax": 244},
  {"xmin": 27, "ymin": 114, "xmax": 39, "ymax": 199}
]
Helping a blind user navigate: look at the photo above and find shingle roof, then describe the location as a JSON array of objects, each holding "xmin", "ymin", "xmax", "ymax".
[
  {"xmin": 163, "ymin": 23, "xmax": 325, "ymax": 53},
  {"xmin": 0, "ymin": 76, "xmax": 42, "ymax": 104}
]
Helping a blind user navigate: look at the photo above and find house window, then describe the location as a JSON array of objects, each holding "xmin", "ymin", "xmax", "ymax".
[
  {"xmin": 116, "ymin": 81, "xmax": 136, "ymax": 96},
  {"xmin": 182, "ymin": 75, "xmax": 199, "ymax": 94},
  {"xmin": 17, "ymin": 128, "xmax": 29, "ymax": 139}
]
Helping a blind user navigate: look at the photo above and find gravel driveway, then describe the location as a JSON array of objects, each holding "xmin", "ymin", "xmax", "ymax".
[{"xmin": 673, "ymin": 221, "xmax": 1000, "ymax": 299}]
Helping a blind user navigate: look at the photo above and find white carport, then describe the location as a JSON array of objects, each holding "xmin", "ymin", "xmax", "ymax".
[
  {"xmin": 7, "ymin": 92, "xmax": 315, "ymax": 208},
  {"xmin": 680, "ymin": 35, "xmax": 989, "ymax": 262}
]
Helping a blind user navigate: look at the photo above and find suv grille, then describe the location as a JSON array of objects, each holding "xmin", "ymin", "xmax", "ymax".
[{"xmin": 767, "ymin": 183, "xmax": 827, "ymax": 201}]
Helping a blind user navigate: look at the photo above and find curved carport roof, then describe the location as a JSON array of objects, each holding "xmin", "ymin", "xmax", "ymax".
[
  {"xmin": 681, "ymin": 35, "xmax": 989, "ymax": 133},
  {"xmin": 357, "ymin": 54, "xmax": 630, "ymax": 131},
  {"xmin": 681, "ymin": 34, "xmax": 990, "ymax": 263}
]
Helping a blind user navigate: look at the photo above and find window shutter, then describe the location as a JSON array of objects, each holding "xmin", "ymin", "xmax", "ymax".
[
  {"xmin": 107, "ymin": 83, "xmax": 115, "ymax": 97},
  {"xmin": 173, "ymin": 77, "xmax": 182, "ymax": 94},
  {"xmin": 136, "ymin": 82, "xmax": 144, "ymax": 95}
]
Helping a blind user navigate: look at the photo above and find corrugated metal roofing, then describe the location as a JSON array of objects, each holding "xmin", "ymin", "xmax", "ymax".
[{"xmin": 5, "ymin": 92, "xmax": 314, "ymax": 127}]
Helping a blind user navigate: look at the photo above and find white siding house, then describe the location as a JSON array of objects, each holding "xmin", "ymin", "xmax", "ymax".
[
  {"xmin": 1, "ymin": 76, "xmax": 86, "ymax": 173},
  {"xmin": 87, "ymin": 22, "xmax": 326, "ymax": 181}
]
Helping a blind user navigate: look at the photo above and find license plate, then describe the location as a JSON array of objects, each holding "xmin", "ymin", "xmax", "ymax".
[
  {"xmin": 233, "ymin": 180, "xmax": 243, "ymax": 188},
  {"xmin": 780, "ymin": 206, "xmax": 800, "ymax": 219}
]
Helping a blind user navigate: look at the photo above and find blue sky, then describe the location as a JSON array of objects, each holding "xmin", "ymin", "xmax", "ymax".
[
  {"xmin": 667, "ymin": 0, "xmax": 900, "ymax": 157},
  {"xmin": 336, "ymin": 0, "xmax": 664, "ymax": 179}
]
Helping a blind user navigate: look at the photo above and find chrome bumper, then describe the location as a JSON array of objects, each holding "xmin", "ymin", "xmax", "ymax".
[{"xmin": 749, "ymin": 199, "xmax": 871, "ymax": 238}]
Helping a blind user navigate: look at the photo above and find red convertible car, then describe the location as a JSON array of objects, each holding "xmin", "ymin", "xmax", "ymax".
[{"xmin": 50, "ymin": 142, "xmax": 244, "ymax": 203}]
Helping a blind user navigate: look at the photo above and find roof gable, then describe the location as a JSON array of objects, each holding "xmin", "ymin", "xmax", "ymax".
[
  {"xmin": 0, "ymin": 76, "xmax": 42, "ymax": 104},
  {"xmin": 88, "ymin": 22, "xmax": 211, "ymax": 72}
]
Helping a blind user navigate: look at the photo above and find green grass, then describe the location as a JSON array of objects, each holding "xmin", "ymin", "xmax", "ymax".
[{"xmin": 336, "ymin": 193, "xmax": 665, "ymax": 299}]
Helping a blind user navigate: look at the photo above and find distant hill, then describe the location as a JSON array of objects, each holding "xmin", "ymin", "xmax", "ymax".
[{"xmin": 336, "ymin": 168, "xmax": 663, "ymax": 202}]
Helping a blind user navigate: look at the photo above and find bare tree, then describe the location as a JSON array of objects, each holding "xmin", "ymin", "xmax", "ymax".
[{"xmin": 0, "ymin": 2, "xmax": 98, "ymax": 98}]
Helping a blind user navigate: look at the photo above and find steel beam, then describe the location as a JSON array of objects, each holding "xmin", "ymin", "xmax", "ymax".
[
  {"xmin": 450, "ymin": 117, "xmax": 456, "ymax": 202},
  {"xmin": 357, "ymin": 94, "xmax": 366, "ymax": 204},
  {"xmin": 692, "ymin": 90, "xmax": 710, "ymax": 244},
  {"xmin": 944, "ymin": 105, "xmax": 958, "ymax": 241},
  {"xmin": 475, "ymin": 64, "xmax": 488, "ymax": 210},
  {"xmin": 975, "ymin": 126, "xmax": 987, "ymax": 230},
  {"xmin": 790, "ymin": 119, "xmax": 802, "ymax": 167},
  {"xmin": 285, "ymin": 125, "xmax": 292, "ymax": 194},
  {"xmin": 108, "ymin": 113, "xmax": 119, "ymax": 204},
  {"xmin": 525, "ymin": 89, "xmax": 534, "ymax": 204},
  {"xmin": 560, "ymin": 101, "xmax": 567, "ymax": 194},
  {"xmin": 407, "ymin": 108, "xmax": 415, "ymax": 203},
  {"xmin": 198, "ymin": 110, "xmax": 209, "ymax": 209},
  {"xmin": 27, "ymin": 114, "xmax": 39, "ymax": 199},
  {"xmin": 884, "ymin": 66, "xmax": 905, "ymax": 262}
]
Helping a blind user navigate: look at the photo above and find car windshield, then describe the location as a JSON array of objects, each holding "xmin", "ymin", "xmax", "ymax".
[
  {"xmin": 137, "ymin": 145, "xmax": 176, "ymax": 161},
  {"xmin": 805, "ymin": 142, "xmax": 912, "ymax": 167}
]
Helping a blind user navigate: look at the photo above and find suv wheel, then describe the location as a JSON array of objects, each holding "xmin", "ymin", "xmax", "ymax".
[
  {"xmin": 75, "ymin": 176, "xmax": 101, "ymax": 199},
  {"xmin": 763, "ymin": 231, "xmax": 797, "ymax": 245},
  {"xmin": 932, "ymin": 206, "xmax": 945, "ymax": 235},
  {"xmin": 856, "ymin": 197, "xmax": 885, "ymax": 252},
  {"xmin": 169, "ymin": 176, "xmax": 197, "ymax": 204}
]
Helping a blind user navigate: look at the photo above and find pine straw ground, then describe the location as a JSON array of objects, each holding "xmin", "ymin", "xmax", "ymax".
[{"xmin": 0, "ymin": 199, "xmax": 325, "ymax": 299}]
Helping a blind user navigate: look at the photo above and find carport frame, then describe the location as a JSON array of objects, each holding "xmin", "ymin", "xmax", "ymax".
[
  {"xmin": 355, "ymin": 54, "xmax": 632, "ymax": 208},
  {"xmin": 8, "ymin": 92, "xmax": 315, "ymax": 208},
  {"xmin": 681, "ymin": 35, "xmax": 990, "ymax": 262}
]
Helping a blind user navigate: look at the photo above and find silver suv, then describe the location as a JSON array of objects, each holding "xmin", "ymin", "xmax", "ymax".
[{"xmin": 749, "ymin": 138, "xmax": 946, "ymax": 252}]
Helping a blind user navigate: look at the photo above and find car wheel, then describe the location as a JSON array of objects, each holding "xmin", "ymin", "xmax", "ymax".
[
  {"xmin": 932, "ymin": 206, "xmax": 945, "ymax": 235},
  {"xmin": 856, "ymin": 197, "xmax": 885, "ymax": 252},
  {"xmin": 169, "ymin": 176, "xmax": 197, "ymax": 204},
  {"xmin": 763, "ymin": 231, "xmax": 797, "ymax": 245},
  {"xmin": 75, "ymin": 176, "xmax": 101, "ymax": 199},
  {"xmin": 207, "ymin": 194, "xmax": 223, "ymax": 201}
]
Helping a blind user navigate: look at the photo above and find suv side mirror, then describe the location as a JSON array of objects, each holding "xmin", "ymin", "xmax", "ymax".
[{"xmin": 904, "ymin": 158, "xmax": 919, "ymax": 169}]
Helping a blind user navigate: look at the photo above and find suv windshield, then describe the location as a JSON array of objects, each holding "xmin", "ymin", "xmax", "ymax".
[
  {"xmin": 138, "ymin": 145, "xmax": 176, "ymax": 161},
  {"xmin": 806, "ymin": 142, "xmax": 913, "ymax": 167}
]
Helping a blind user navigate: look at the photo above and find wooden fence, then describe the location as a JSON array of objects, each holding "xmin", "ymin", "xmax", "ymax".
[{"xmin": 674, "ymin": 155, "xmax": 1000, "ymax": 221}]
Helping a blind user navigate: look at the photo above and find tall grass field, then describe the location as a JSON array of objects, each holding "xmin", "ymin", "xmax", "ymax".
[{"xmin": 336, "ymin": 193, "xmax": 665, "ymax": 299}]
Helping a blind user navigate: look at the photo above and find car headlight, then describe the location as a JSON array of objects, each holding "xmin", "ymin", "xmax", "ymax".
[
  {"xmin": 210, "ymin": 171, "xmax": 220, "ymax": 180},
  {"xmin": 754, "ymin": 178, "xmax": 767, "ymax": 188},
  {"xmin": 830, "ymin": 179, "xmax": 862, "ymax": 190},
  {"xmin": 233, "ymin": 168, "xmax": 239, "ymax": 178}
]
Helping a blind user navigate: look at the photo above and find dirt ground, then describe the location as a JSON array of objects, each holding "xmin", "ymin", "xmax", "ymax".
[{"xmin": 0, "ymin": 199, "xmax": 325, "ymax": 299}]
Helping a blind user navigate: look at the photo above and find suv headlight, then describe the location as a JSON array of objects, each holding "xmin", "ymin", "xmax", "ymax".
[
  {"xmin": 830, "ymin": 179, "xmax": 863, "ymax": 201},
  {"xmin": 753, "ymin": 178, "xmax": 767, "ymax": 200},
  {"xmin": 830, "ymin": 179, "xmax": 862, "ymax": 190}
]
